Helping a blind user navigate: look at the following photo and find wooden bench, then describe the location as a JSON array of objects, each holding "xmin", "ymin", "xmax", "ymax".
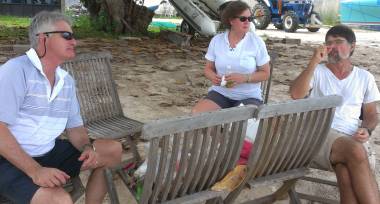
[
  {"xmin": 224, "ymin": 95, "xmax": 342, "ymax": 204},
  {"xmin": 292, "ymin": 106, "xmax": 371, "ymax": 204},
  {"xmin": 103, "ymin": 95, "xmax": 342, "ymax": 203},
  {"xmin": 104, "ymin": 105, "xmax": 257, "ymax": 204}
]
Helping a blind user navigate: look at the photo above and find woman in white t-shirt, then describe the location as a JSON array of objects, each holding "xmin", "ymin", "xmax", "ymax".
[{"xmin": 192, "ymin": 1, "xmax": 271, "ymax": 114}]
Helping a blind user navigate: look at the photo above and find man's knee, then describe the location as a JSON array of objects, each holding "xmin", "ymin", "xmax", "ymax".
[
  {"xmin": 96, "ymin": 139, "xmax": 122, "ymax": 166},
  {"xmin": 333, "ymin": 137, "xmax": 367, "ymax": 163},
  {"xmin": 108, "ymin": 140, "xmax": 123, "ymax": 161},
  {"xmin": 347, "ymin": 142, "xmax": 368, "ymax": 163},
  {"xmin": 31, "ymin": 187, "xmax": 72, "ymax": 204}
]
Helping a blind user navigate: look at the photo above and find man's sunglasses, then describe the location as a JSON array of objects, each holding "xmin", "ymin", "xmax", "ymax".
[
  {"xmin": 235, "ymin": 16, "xmax": 254, "ymax": 22},
  {"xmin": 37, "ymin": 31, "xmax": 75, "ymax": 40}
]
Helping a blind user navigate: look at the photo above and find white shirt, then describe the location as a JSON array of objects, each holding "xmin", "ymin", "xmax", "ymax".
[
  {"xmin": 205, "ymin": 31, "xmax": 270, "ymax": 100},
  {"xmin": 310, "ymin": 64, "xmax": 380, "ymax": 135},
  {"xmin": 0, "ymin": 49, "xmax": 83, "ymax": 156}
]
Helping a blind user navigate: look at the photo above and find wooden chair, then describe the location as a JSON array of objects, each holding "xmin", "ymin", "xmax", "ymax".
[
  {"xmin": 261, "ymin": 52, "xmax": 277, "ymax": 104},
  {"xmin": 62, "ymin": 52, "xmax": 143, "ymax": 164},
  {"xmin": 224, "ymin": 95, "xmax": 342, "ymax": 204},
  {"xmin": 104, "ymin": 105, "xmax": 258, "ymax": 204}
]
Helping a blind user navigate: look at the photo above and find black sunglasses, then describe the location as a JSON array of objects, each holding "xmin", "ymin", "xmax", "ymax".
[
  {"xmin": 38, "ymin": 31, "xmax": 75, "ymax": 40},
  {"xmin": 235, "ymin": 16, "xmax": 254, "ymax": 22}
]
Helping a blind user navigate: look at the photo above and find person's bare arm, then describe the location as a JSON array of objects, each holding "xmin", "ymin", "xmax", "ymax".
[
  {"xmin": 65, "ymin": 126, "xmax": 90, "ymax": 150},
  {"xmin": 204, "ymin": 60, "xmax": 221, "ymax": 86},
  {"xmin": 0, "ymin": 122, "xmax": 69, "ymax": 187},
  {"xmin": 353, "ymin": 102, "xmax": 378, "ymax": 143},
  {"xmin": 290, "ymin": 45, "xmax": 328, "ymax": 99},
  {"xmin": 66, "ymin": 126, "xmax": 98, "ymax": 170},
  {"xmin": 249, "ymin": 62, "xmax": 270, "ymax": 83}
]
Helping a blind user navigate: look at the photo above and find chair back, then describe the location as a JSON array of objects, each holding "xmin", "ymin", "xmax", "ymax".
[
  {"xmin": 139, "ymin": 105, "xmax": 257, "ymax": 204},
  {"xmin": 248, "ymin": 95, "xmax": 342, "ymax": 181},
  {"xmin": 225, "ymin": 95, "xmax": 342, "ymax": 203},
  {"xmin": 62, "ymin": 52, "xmax": 123, "ymax": 125},
  {"xmin": 261, "ymin": 52, "xmax": 277, "ymax": 103}
]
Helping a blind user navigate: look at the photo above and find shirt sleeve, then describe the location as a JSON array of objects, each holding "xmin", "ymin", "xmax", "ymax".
[
  {"xmin": 66, "ymin": 80, "xmax": 84, "ymax": 128},
  {"xmin": 255, "ymin": 36, "xmax": 270, "ymax": 67},
  {"xmin": 364, "ymin": 73, "xmax": 380, "ymax": 104},
  {"xmin": 0, "ymin": 62, "xmax": 27, "ymax": 125},
  {"xmin": 205, "ymin": 36, "xmax": 216, "ymax": 62}
]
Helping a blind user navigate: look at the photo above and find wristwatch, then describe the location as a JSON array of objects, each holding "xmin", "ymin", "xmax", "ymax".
[{"xmin": 80, "ymin": 142, "xmax": 96, "ymax": 152}]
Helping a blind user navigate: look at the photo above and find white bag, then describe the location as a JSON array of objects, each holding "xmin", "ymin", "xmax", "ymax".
[
  {"xmin": 239, "ymin": 103, "xmax": 259, "ymax": 142},
  {"xmin": 246, "ymin": 118, "xmax": 259, "ymax": 143}
]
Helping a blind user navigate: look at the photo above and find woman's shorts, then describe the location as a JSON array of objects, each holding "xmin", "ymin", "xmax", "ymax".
[{"xmin": 205, "ymin": 90, "xmax": 263, "ymax": 109}]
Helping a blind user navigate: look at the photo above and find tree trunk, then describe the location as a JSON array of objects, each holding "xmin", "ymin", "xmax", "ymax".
[{"xmin": 81, "ymin": 0, "xmax": 154, "ymax": 34}]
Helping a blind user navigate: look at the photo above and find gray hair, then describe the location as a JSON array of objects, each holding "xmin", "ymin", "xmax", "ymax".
[{"xmin": 29, "ymin": 11, "xmax": 72, "ymax": 49}]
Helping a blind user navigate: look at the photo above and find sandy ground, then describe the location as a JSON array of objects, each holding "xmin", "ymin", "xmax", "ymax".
[{"xmin": 1, "ymin": 24, "xmax": 380, "ymax": 203}]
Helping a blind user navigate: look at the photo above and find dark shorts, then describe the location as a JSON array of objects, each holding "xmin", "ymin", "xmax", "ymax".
[
  {"xmin": 205, "ymin": 90, "xmax": 263, "ymax": 109},
  {"xmin": 0, "ymin": 139, "xmax": 83, "ymax": 204}
]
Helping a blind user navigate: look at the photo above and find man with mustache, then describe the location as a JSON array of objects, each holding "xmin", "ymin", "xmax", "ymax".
[
  {"xmin": 290, "ymin": 25, "xmax": 380, "ymax": 203},
  {"xmin": 0, "ymin": 11, "xmax": 122, "ymax": 204}
]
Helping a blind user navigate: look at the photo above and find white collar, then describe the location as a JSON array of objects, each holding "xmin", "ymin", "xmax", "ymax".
[
  {"xmin": 25, "ymin": 48, "xmax": 68, "ymax": 81},
  {"xmin": 26, "ymin": 48, "xmax": 69, "ymax": 102}
]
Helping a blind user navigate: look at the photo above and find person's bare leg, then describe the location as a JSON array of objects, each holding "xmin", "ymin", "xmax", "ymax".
[
  {"xmin": 330, "ymin": 137, "xmax": 380, "ymax": 204},
  {"xmin": 85, "ymin": 140, "xmax": 122, "ymax": 204},
  {"xmin": 192, "ymin": 99, "xmax": 221, "ymax": 114},
  {"xmin": 334, "ymin": 163, "xmax": 358, "ymax": 204},
  {"xmin": 31, "ymin": 187, "xmax": 73, "ymax": 204}
]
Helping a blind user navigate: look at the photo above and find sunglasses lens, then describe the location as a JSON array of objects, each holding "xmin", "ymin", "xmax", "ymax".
[
  {"xmin": 61, "ymin": 32, "xmax": 73, "ymax": 40},
  {"xmin": 239, "ymin": 17, "xmax": 247, "ymax": 22},
  {"xmin": 238, "ymin": 16, "xmax": 253, "ymax": 22}
]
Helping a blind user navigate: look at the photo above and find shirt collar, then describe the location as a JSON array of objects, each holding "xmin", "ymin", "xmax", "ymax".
[{"xmin": 25, "ymin": 48, "xmax": 68, "ymax": 80}]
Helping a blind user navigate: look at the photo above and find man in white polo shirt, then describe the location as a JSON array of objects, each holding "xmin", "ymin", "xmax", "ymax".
[
  {"xmin": 0, "ymin": 11, "xmax": 122, "ymax": 204},
  {"xmin": 290, "ymin": 25, "xmax": 380, "ymax": 203}
]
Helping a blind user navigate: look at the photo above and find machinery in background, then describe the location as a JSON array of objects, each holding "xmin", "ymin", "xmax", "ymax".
[
  {"xmin": 168, "ymin": 0, "xmax": 255, "ymax": 36},
  {"xmin": 252, "ymin": 0, "xmax": 322, "ymax": 32}
]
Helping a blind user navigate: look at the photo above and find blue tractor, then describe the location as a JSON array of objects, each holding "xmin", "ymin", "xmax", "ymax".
[{"xmin": 252, "ymin": 0, "xmax": 322, "ymax": 32}]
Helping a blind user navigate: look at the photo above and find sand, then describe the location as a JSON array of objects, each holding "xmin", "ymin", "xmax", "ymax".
[{"xmin": 1, "ymin": 25, "xmax": 380, "ymax": 203}]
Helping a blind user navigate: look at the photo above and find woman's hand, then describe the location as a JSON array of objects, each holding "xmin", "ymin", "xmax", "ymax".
[
  {"xmin": 204, "ymin": 61, "xmax": 221, "ymax": 86},
  {"xmin": 205, "ymin": 71, "xmax": 221, "ymax": 85},
  {"xmin": 225, "ymin": 73, "xmax": 248, "ymax": 87}
]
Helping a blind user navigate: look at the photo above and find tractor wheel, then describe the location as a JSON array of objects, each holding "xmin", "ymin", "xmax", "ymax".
[
  {"xmin": 180, "ymin": 20, "xmax": 195, "ymax": 35},
  {"xmin": 274, "ymin": 24, "xmax": 283, "ymax": 30},
  {"xmin": 307, "ymin": 27, "xmax": 320, "ymax": 32},
  {"xmin": 252, "ymin": 2, "xmax": 271, "ymax": 30},
  {"xmin": 283, "ymin": 12, "xmax": 299, "ymax": 32}
]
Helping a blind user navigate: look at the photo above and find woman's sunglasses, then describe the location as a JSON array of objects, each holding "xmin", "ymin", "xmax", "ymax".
[
  {"xmin": 37, "ymin": 31, "xmax": 75, "ymax": 40},
  {"xmin": 235, "ymin": 16, "xmax": 254, "ymax": 22}
]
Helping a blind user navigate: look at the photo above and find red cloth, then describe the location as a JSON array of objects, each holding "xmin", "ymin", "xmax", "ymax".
[{"xmin": 237, "ymin": 140, "xmax": 253, "ymax": 165}]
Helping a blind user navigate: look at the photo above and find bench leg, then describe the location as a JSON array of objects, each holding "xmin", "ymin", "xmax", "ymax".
[
  {"xmin": 271, "ymin": 179, "xmax": 303, "ymax": 204},
  {"xmin": 288, "ymin": 186, "xmax": 302, "ymax": 204},
  {"xmin": 104, "ymin": 168, "xmax": 120, "ymax": 204},
  {"xmin": 205, "ymin": 197, "xmax": 223, "ymax": 204}
]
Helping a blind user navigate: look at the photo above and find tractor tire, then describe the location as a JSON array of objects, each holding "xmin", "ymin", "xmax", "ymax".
[
  {"xmin": 252, "ymin": 2, "xmax": 271, "ymax": 30},
  {"xmin": 283, "ymin": 12, "xmax": 299, "ymax": 32},
  {"xmin": 307, "ymin": 27, "xmax": 320, "ymax": 32},
  {"xmin": 274, "ymin": 24, "xmax": 283, "ymax": 30},
  {"xmin": 180, "ymin": 20, "xmax": 195, "ymax": 35}
]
